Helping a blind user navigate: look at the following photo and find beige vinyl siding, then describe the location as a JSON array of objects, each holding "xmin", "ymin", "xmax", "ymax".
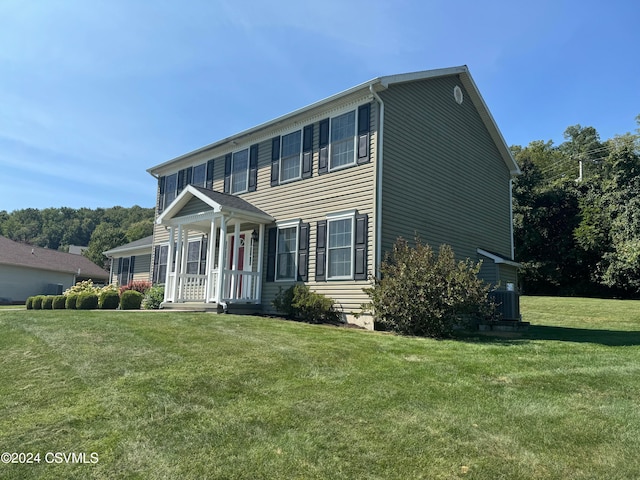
[
  {"xmin": 150, "ymin": 97, "xmax": 377, "ymax": 324},
  {"xmin": 132, "ymin": 254, "xmax": 152, "ymax": 283},
  {"xmin": 379, "ymin": 76, "xmax": 513, "ymax": 272}
]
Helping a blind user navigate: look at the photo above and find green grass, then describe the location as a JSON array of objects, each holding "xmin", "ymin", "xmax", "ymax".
[{"xmin": 1, "ymin": 297, "xmax": 639, "ymax": 479}]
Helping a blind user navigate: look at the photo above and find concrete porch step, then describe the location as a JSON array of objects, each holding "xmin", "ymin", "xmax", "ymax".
[
  {"xmin": 160, "ymin": 302, "xmax": 264, "ymax": 315},
  {"xmin": 161, "ymin": 302, "xmax": 219, "ymax": 312}
]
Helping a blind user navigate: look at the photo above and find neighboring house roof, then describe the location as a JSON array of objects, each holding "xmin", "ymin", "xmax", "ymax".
[
  {"xmin": 147, "ymin": 65, "xmax": 520, "ymax": 177},
  {"xmin": 157, "ymin": 185, "xmax": 274, "ymax": 225},
  {"xmin": 0, "ymin": 236, "xmax": 109, "ymax": 279},
  {"xmin": 103, "ymin": 235, "xmax": 154, "ymax": 257}
]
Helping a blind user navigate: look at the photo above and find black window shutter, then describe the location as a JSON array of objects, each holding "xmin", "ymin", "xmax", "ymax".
[
  {"xmin": 152, "ymin": 246, "xmax": 160, "ymax": 283},
  {"xmin": 354, "ymin": 214, "xmax": 368, "ymax": 280},
  {"xmin": 315, "ymin": 220, "xmax": 327, "ymax": 281},
  {"xmin": 318, "ymin": 119, "xmax": 329, "ymax": 174},
  {"xmin": 117, "ymin": 257, "xmax": 123, "ymax": 275},
  {"xmin": 206, "ymin": 159, "xmax": 215, "ymax": 190},
  {"xmin": 177, "ymin": 169, "xmax": 186, "ymax": 194},
  {"xmin": 158, "ymin": 176, "xmax": 166, "ymax": 213},
  {"xmin": 266, "ymin": 227, "xmax": 277, "ymax": 282},
  {"xmin": 129, "ymin": 256, "xmax": 136, "ymax": 282},
  {"xmin": 249, "ymin": 144, "xmax": 259, "ymax": 192},
  {"xmin": 200, "ymin": 237, "xmax": 208, "ymax": 274},
  {"xmin": 185, "ymin": 166, "xmax": 193, "ymax": 187},
  {"xmin": 357, "ymin": 104, "xmax": 371, "ymax": 164},
  {"xmin": 271, "ymin": 137, "xmax": 280, "ymax": 186},
  {"xmin": 302, "ymin": 124, "xmax": 313, "ymax": 179},
  {"xmin": 297, "ymin": 222, "xmax": 310, "ymax": 282},
  {"xmin": 223, "ymin": 153, "xmax": 232, "ymax": 193}
]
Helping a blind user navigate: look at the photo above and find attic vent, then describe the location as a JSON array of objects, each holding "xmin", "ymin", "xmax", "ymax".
[{"xmin": 453, "ymin": 85, "xmax": 464, "ymax": 105}]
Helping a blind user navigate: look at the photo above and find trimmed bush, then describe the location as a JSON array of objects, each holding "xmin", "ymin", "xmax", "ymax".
[
  {"xmin": 65, "ymin": 293, "xmax": 79, "ymax": 310},
  {"xmin": 32, "ymin": 295, "xmax": 44, "ymax": 310},
  {"xmin": 52, "ymin": 295, "xmax": 67, "ymax": 310},
  {"xmin": 142, "ymin": 285, "xmax": 165, "ymax": 310},
  {"xmin": 76, "ymin": 292, "xmax": 98, "ymax": 310},
  {"xmin": 272, "ymin": 284, "xmax": 341, "ymax": 324},
  {"xmin": 120, "ymin": 290, "xmax": 143, "ymax": 310},
  {"xmin": 98, "ymin": 290, "xmax": 120, "ymax": 310},
  {"xmin": 41, "ymin": 296, "xmax": 54, "ymax": 310},
  {"xmin": 363, "ymin": 238, "xmax": 496, "ymax": 338},
  {"xmin": 26, "ymin": 297, "xmax": 34, "ymax": 310}
]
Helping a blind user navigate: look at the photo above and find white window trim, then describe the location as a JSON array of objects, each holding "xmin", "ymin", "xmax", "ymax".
[
  {"xmin": 231, "ymin": 148, "xmax": 250, "ymax": 194},
  {"xmin": 279, "ymin": 129, "xmax": 303, "ymax": 184},
  {"xmin": 275, "ymin": 219, "xmax": 300, "ymax": 281},
  {"xmin": 326, "ymin": 211, "xmax": 356, "ymax": 280},
  {"xmin": 328, "ymin": 109, "xmax": 357, "ymax": 173}
]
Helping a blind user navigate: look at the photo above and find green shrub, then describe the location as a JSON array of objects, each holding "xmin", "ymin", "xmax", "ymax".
[
  {"xmin": 99, "ymin": 290, "xmax": 120, "ymax": 310},
  {"xmin": 142, "ymin": 285, "xmax": 165, "ymax": 310},
  {"xmin": 32, "ymin": 295, "xmax": 44, "ymax": 310},
  {"xmin": 41, "ymin": 296, "xmax": 55, "ymax": 310},
  {"xmin": 65, "ymin": 294, "xmax": 79, "ymax": 310},
  {"xmin": 52, "ymin": 295, "xmax": 67, "ymax": 309},
  {"xmin": 25, "ymin": 297, "xmax": 34, "ymax": 309},
  {"xmin": 76, "ymin": 292, "xmax": 98, "ymax": 310},
  {"xmin": 363, "ymin": 238, "xmax": 496, "ymax": 338},
  {"xmin": 273, "ymin": 284, "xmax": 341, "ymax": 324},
  {"xmin": 120, "ymin": 290, "xmax": 143, "ymax": 310}
]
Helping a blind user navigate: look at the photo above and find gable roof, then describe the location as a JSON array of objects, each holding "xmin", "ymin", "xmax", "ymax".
[
  {"xmin": 0, "ymin": 236, "xmax": 109, "ymax": 279},
  {"xmin": 103, "ymin": 235, "xmax": 154, "ymax": 257},
  {"xmin": 147, "ymin": 65, "xmax": 520, "ymax": 177},
  {"xmin": 156, "ymin": 185, "xmax": 274, "ymax": 225}
]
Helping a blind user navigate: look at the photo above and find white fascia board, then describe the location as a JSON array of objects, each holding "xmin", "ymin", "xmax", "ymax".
[{"xmin": 477, "ymin": 248, "xmax": 521, "ymax": 268}]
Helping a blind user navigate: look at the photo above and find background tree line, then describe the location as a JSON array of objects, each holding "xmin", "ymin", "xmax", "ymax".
[
  {"xmin": 512, "ymin": 115, "xmax": 640, "ymax": 298},
  {"xmin": 0, "ymin": 205, "xmax": 154, "ymax": 268}
]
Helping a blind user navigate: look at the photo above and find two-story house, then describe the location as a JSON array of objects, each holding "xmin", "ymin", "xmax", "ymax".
[{"xmin": 145, "ymin": 66, "xmax": 521, "ymax": 329}]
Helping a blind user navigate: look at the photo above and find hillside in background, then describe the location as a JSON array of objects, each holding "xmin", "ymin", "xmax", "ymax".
[{"xmin": 0, "ymin": 205, "xmax": 155, "ymax": 268}]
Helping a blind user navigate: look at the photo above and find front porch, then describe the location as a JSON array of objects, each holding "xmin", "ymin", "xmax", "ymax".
[{"xmin": 156, "ymin": 185, "xmax": 274, "ymax": 309}]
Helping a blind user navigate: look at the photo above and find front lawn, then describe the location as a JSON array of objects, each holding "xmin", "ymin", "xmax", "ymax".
[{"xmin": 1, "ymin": 297, "xmax": 639, "ymax": 479}]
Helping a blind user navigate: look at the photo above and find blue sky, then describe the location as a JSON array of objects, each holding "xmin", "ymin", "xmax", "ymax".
[{"xmin": 1, "ymin": 0, "xmax": 638, "ymax": 212}]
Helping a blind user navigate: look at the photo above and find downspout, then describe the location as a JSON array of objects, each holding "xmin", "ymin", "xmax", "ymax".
[
  {"xmin": 369, "ymin": 84, "xmax": 385, "ymax": 278},
  {"xmin": 509, "ymin": 178, "xmax": 515, "ymax": 260}
]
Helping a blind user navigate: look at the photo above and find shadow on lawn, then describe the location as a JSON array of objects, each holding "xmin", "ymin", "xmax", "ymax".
[
  {"xmin": 524, "ymin": 325, "xmax": 640, "ymax": 346},
  {"xmin": 464, "ymin": 325, "xmax": 640, "ymax": 346}
]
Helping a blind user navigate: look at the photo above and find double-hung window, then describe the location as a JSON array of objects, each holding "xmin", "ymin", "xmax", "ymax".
[
  {"xmin": 275, "ymin": 220, "xmax": 299, "ymax": 281},
  {"xmin": 154, "ymin": 245, "xmax": 169, "ymax": 284},
  {"xmin": 280, "ymin": 130, "xmax": 302, "ymax": 182},
  {"xmin": 330, "ymin": 110, "xmax": 356, "ymax": 170},
  {"xmin": 327, "ymin": 212, "xmax": 355, "ymax": 279},
  {"xmin": 163, "ymin": 173, "xmax": 178, "ymax": 209},
  {"xmin": 117, "ymin": 256, "xmax": 134, "ymax": 286},
  {"xmin": 192, "ymin": 163, "xmax": 206, "ymax": 187},
  {"xmin": 231, "ymin": 149, "xmax": 249, "ymax": 194}
]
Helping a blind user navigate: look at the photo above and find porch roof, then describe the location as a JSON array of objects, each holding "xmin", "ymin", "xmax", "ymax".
[{"xmin": 156, "ymin": 185, "xmax": 274, "ymax": 227}]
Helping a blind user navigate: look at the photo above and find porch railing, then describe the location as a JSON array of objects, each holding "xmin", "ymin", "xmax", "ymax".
[
  {"xmin": 221, "ymin": 270, "xmax": 260, "ymax": 303},
  {"xmin": 165, "ymin": 269, "xmax": 259, "ymax": 304}
]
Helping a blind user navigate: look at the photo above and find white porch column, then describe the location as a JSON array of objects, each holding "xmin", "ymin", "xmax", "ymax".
[
  {"xmin": 216, "ymin": 217, "xmax": 227, "ymax": 303},
  {"xmin": 205, "ymin": 218, "xmax": 218, "ymax": 303},
  {"xmin": 165, "ymin": 226, "xmax": 175, "ymax": 302},
  {"xmin": 178, "ymin": 226, "xmax": 189, "ymax": 301},
  {"xmin": 230, "ymin": 222, "xmax": 241, "ymax": 300},
  {"xmin": 255, "ymin": 223, "xmax": 265, "ymax": 304},
  {"xmin": 173, "ymin": 224, "xmax": 183, "ymax": 302}
]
